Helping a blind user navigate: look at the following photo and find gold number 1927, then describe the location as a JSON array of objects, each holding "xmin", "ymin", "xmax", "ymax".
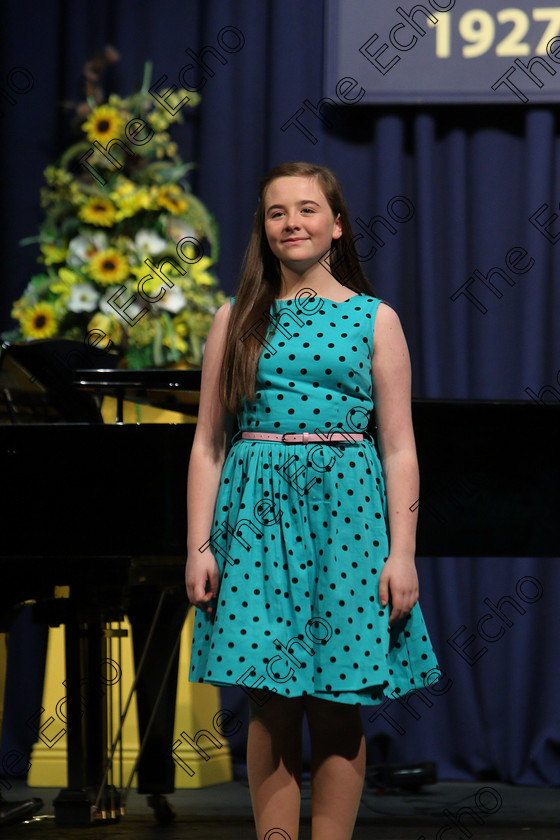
[{"xmin": 429, "ymin": 7, "xmax": 560, "ymax": 58}]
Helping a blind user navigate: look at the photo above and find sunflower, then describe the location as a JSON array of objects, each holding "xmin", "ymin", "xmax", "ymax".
[
  {"xmin": 20, "ymin": 303, "xmax": 58, "ymax": 339},
  {"xmin": 82, "ymin": 105, "xmax": 126, "ymax": 145},
  {"xmin": 157, "ymin": 184, "xmax": 188, "ymax": 215},
  {"xmin": 89, "ymin": 248, "xmax": 130, "ymax": 286},
  {"xmin": 79, "ymin": 197, "xmax": 117, "ymax": 227}
]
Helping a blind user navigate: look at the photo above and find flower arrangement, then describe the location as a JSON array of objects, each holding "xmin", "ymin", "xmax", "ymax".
[{"xmin": 4, "ymin": 48, "xmax": 226, "ymax": 369}]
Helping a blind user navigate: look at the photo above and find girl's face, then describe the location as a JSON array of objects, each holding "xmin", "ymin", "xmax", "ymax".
[{"xmin": 263, "ymin": 176, "xmax": 342, "ymax": 271}]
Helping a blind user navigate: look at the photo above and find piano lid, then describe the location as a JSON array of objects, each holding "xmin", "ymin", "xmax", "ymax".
[
  {"xmin": 0, "ymin": 338, "xmax": 119, "ymax": 423},
  {"xmin": 74, "ymin": 367, "xmax": 202, "ymax": 420},
  {"xmin": 0, "ymin": 339, "xmax": 202, "ymax": 423}
]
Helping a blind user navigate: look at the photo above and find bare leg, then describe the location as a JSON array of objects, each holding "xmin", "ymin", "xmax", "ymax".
[
  {"xmin": 305, "ymin": 695, "xmax": 365, "ymax": 840},
  {"xmin": 247, "ymin": 690, "xmax": 305, "ymax": 840}
]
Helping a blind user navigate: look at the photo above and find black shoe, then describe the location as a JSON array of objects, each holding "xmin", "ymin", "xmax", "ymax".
[
  {"xmin": 146, "ymin": 794, "xmax": 175, "ymax": 824},
  {"xmin": 0, "ymin": 797, "xmax": 43, "ymax": 827}
]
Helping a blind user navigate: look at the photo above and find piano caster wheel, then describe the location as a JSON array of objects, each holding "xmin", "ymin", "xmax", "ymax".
[
  {"xmin": 147, "ymin": 794, "xmax": 176, "ymax": 824},
  {"xmin": 54, "ymin": 786, "xmax": 121, "ymax": 825}
]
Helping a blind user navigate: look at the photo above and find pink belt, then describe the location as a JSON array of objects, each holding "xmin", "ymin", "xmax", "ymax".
[{"xmin": 241, "ymin": 431, "xmax": 364, "ymax": 444}]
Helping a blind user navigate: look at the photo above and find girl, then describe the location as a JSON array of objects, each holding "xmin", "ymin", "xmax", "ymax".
[{"xmin": 185, "ymin": 162, "xmax": 439, "ymax": 840}]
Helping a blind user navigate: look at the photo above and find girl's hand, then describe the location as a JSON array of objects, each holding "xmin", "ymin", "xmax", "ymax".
[
  {"xmin": 378, "ymin": 554, "xmax": 419, "ymax": 625},
  {"xmin": 185, "ymin": 550, "xmax": 220, "ymax": 613}
]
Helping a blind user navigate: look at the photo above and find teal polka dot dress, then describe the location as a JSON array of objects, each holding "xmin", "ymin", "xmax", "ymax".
[{"xmin": 189, "ymin": 293, "xmax": 440, "ymax": 705}]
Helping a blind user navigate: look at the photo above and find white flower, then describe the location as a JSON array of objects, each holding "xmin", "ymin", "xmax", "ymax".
[
  {"xmin": 68, "ymin": 283, "xmax": 100, "ymax": 313},
  {"xmin": 67, "ymin": 233, "xmax": 108, "ymax": 267},
  {"xmin": 165, "ymin": 218, "xmax": 196, "ymax": 244},
  {"xmin": 99, "ymin": 286, "xmax": 125, "ymax": 315},
  {"xmin": 99, "ymin": 285, "xmax": 146, "ymax": 323},
  {"xmin": 155, "ymin": 286, "xmax": 186, "ymax": 314},
  {"xmin": 134, "ymin": 229, "xmax": 167, "ymax": 256}
]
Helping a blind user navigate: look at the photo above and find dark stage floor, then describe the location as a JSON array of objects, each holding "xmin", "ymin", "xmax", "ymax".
[{"xmin": 4, "ymin": 780, "xmax": 560, "ymax": 839}]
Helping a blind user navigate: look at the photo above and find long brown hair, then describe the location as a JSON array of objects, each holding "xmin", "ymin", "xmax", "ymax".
[{"xmin": 219, "ymin": 162, "xmax": 375, "ymax": 414}]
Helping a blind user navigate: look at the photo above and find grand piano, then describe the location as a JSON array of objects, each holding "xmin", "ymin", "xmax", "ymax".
[
  {"xmin": 1, "ymin": 338, "xmax": 559, "ymax": 824},
  {"xmin": 0, "ymin": 339, "xmax": 201, "ymax": 824}
]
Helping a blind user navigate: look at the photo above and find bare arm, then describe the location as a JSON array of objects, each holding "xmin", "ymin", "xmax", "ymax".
[
  {"xmin": 185, "ymin": 300, "xmax": 234, "ymax": 611},
  {"xmin": 371, "ymin": 303, "xmax": 419, "ymax": 624}
]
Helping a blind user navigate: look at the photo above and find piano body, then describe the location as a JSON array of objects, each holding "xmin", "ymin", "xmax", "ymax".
[
  {"xmin": 1, "ymin": 338, "xmax": 559, "ymax": 824},
  {"xmin": 0, "ymin": 340, "xmax": 200, "ymax": 823}
]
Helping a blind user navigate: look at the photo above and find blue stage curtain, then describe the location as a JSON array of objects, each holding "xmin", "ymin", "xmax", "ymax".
[{"xmin": 1, "ymin": 0, "xmax": 559, "ymax": 785}]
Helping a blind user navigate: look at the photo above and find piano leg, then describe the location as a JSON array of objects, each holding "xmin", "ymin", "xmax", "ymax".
[{"xmin": 53, "ymin": 612, "xmax": 120, "ymax": 825}]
